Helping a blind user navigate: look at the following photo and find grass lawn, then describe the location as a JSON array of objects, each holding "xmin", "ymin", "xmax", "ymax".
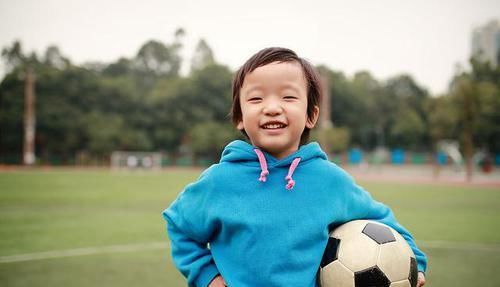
[{"xmin": 0, "ymin": 169, "xmax": 499, "ymax": 286}]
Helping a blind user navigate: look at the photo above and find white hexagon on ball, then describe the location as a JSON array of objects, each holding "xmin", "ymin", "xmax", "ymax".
[{"xmin": 337, "ymin": 231, "xmax": 380, "ymax": 272}]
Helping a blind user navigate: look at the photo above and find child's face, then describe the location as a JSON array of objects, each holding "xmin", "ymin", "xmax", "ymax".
[{"xmin": 237, "ymin": 61, "xmax": 318, "ymax": 159}]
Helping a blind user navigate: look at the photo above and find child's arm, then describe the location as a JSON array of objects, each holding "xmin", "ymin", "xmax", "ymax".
[
  {"xmin": 165, "ymin": 217, "xmax": 220, "ymax": 287},
  {"xmin": 336, "ymin": 172, "xmax": 428, "ymax": 274},
  {"xmin": 162, "ymin": 169, "xmax": 221, "ymax": 287}
]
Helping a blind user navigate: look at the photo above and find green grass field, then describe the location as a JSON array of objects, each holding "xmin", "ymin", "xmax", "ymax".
[{"xmin": 0, "ymin": 169, "xmax": 499, "ymax": 286}]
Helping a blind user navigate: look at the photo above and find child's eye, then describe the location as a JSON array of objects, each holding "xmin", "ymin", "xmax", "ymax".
[
  {"xmin": 283, "ymin": 95, "xmax": 298, "ymax": 100},
  {"xmin": 248, "ymin": 97, "xmax": 262, "ymax": 102}
]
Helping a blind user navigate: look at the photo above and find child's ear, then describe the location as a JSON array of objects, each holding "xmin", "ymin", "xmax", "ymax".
[
  {"xmin": 237, "ymin": 120, "xmax": 244, "ymax": 130},
  {"xmin": 306, "ymin": 106, "xmax": 320, "ymax": 129}
]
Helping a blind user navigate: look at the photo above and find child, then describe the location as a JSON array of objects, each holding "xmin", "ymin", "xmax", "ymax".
[{"xmin": 162, "ymin": 47, "xmax": 427, "ymax": 287}]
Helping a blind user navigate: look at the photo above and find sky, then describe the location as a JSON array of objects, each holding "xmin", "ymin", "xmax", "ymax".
[{"xmin": 1, "ymin": 0, "xmax": 499, "ymax": 95}]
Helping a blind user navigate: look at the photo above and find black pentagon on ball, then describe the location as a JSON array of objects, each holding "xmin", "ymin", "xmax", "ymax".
[
  {"xmin": 362, "ymin": 223, "xmax": 396, "ymax": 244},
  {"xmin": 320, "ymin": 237, "xmax": 341, "ymax": 268},
  {"xmin": 409, "ymin": 257, "xmax": 418, "ymax": 287},
  {"xmin": 355, "ymin": 266, "xmax": 391, "ymax": 287}
]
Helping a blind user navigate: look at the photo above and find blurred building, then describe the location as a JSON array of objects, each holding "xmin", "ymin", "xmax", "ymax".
[{"xmin": 471, "ymin": 20, "xmax": 500, "ymax": 67}]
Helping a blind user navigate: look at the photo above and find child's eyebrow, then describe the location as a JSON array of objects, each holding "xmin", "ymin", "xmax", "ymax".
[
  {"xmin": 242, "ymin": 85, "xmax": 263, "ymax": 95},
  {"xmin": 280, "ymin": 83, "xmax": 303, "ymax": 93}
]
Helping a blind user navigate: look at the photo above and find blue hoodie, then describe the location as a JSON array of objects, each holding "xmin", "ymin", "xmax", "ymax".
[{"xmin": 162, "ymin": 140, "xmax": 427, "ymax": 287}]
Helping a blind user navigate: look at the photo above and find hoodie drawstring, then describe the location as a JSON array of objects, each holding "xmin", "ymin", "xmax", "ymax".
[
  {"xmin": 285, "ymin": 158, "xmax": 301, "ymax": 190},
  {"xmin": 253, "ymin": 149, "xmax": 301, "ymax": 190},
  {"xmin": 254, "ymin": 149, "xmax": 269, "ymax": 182}
]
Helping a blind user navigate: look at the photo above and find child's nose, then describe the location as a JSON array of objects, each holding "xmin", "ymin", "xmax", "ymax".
[{"xmin": 263, "ymin": 101, "xmax": 283, "ymax": 115}]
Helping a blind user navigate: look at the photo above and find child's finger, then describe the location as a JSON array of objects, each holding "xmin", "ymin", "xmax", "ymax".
[{"xmin": 417, "ymin": 272, "xmax": 426, "ymax": 287}]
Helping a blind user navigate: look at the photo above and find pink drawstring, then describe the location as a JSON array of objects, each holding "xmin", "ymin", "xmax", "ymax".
[
  {"xmin": 253, "ymin": 149, "xmax": 301, "ymax": 190},
  {"xmin": 254, "ymin": 149, "xmax": 269, "ymax": 182},
  {"xmin": 285, "ymin": 158, "xmax": 301, "ymax": 190}
]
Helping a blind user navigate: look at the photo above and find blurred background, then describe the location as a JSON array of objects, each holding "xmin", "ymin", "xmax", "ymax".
[{"xmin": 0, "ymin": 0, "xmax": 499, "ymax": 286}]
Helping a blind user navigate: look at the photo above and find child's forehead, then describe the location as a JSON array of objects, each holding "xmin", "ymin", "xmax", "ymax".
[
  {"xmin": 250, "ymin": 61, "xmax": 302, "ymax": 74},
  {"xmin": 242, "ymin": 61, "xmax": 306, "ymax": 86}
]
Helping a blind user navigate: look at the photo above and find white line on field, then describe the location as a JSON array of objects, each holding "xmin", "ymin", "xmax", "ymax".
[
  {"xmin": 0, "ymin": 241, "xmax": 169, "ymax": 263},
  {"xmin": 1, "ymin": 240, "xmax": 499, "ymax": 264}
]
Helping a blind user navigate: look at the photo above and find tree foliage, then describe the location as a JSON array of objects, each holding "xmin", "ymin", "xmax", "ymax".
[
  {"xmin": 1, "ymin": 37, "xmax": 499, "ymax": 165},
  {"xmin": 191, "ymin": 39, "xmax": 215, "ymax": 72}
]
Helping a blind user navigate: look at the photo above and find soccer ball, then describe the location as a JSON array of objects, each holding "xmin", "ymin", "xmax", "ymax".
[{"xmin": 319, "ymin": 220, "xmax": 418, "ymax": 287}]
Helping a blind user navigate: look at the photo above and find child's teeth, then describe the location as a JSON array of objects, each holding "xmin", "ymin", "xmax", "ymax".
[{"xmin": 264, "ymin": 124, "xmax": 284, "ymax": 129}]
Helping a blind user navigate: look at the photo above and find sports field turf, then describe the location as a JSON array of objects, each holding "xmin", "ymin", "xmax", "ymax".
[{"xmin": 0, "ymin": 169, "xmax": 499, "ymax": 286}]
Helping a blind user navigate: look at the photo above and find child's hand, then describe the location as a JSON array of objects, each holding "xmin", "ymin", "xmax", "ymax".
[
  {"xmin": 208, "ymin": 275, "xmax": 227, "ymax": 287},
  {"xmin": 417, "ymin": 272, "xmax": 426, "ymax": 287}
]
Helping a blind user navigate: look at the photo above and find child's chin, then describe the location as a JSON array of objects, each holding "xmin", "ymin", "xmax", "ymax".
[
  {"xmin": 261, "ymin": 127, "xmax": 287, "ymax": 136},
  {"xmin": 260, "ymin": 142, "xmax": 293, "ymax": 156}
]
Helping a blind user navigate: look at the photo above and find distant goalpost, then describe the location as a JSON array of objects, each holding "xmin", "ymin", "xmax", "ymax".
[{"xmin": 110, "ymin": 151, "xmax": 163, "ymax": 170}]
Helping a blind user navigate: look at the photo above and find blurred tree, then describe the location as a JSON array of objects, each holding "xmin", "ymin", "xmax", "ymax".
[
  {"xmin": 0, "ymin": 72, "xmax": 24, "ymax": 163},
  {"xmin": 383, "ymin": 74, "xmax": 430, "ymax": 149},
  {"xmin": 390, "ymin": 105, "xmax": 426, "ymax": 149},
  {"xmin": 43, "ymin": 46, "xmax": 70, "ymax": 69},
  {"xmin": 443, "ymin": 57, "xmax": 500, "ymax": 179},
  {"xmin": 1, "ymin": 40, "xmax": 26, "ymax": 72},
  {"xmin": 311, "ymin": 126, "xmax": 351, "ymax": 154},
  {"xmin": 319, "ymin": 67, "xmax": 369, "ymax": 147},
  {"xmin": 322, "ymin": 68, "xmax": 358, "ymax": 127},
  {"xmin": 449, "ymin": 74, "xmax": 478, "ymax": 180},
  {"xmin": 318, "ymin": 67, "xmax": 432, "ymax": 150},
  {"xmin": 134, "ymin": 40, "xmax": 180, "ymax": 77},
  {"xmin": 425, "ymin": 95, "xmax": 458, "ymax": 144},
  {"xmin": 102, "ymin": 57, "xmax": 133, "ymax": 77},
  {"xmin": 385, "ymin": 75, "xmax": 429, "ymax": 116},
  {"xmin": 469, "ymin": 56, "xmax": 500, "ymax": 153},
  {"xmin": 191, "ymin": 39, "xmax": 215, "ymax": 72},
  {"xmin": 173, "ymin": 27, "xmax": 186, "ymax": 52},
  {"xmin": 190, "ymin": 122, "xmax": 239, "ymax": 161},
  {"xmin": 35, "ymin": 66, "xmax": 100, "ymax": 162},
  {"xmin": 83, "ymin": 111, "xmax": 151, "ymax": 156},
  {"xmin": 149, "ymin": 77, "xmax": 196, "ymax": 151},
  {"xmin": 83, "ymin": 111, "xmax": 124, "ymax": 156},
  {"xmin": 149, "ymin": 63, "xmax": 233, "ymax": 153},
  {"xmin": 190, "ymin": 63, "xmax": 232, "ymax": 122},
  {"xmin": 2, "ymin": 38, "xmax": 498, "ymax": 166},
  {"xmin": 470, "ymin": 56, "xmax": 500, "ymax": 83},
  {"xmin": 349, "ymin": 71, "xmax": 382, "ymax": 149},
  {"xmin": 474, "ymin": 81, "xmax": 500, "ymax": 152},
  {"xmin": 131, "ymin": 29, "xmax": 185, "ymax": 93}
]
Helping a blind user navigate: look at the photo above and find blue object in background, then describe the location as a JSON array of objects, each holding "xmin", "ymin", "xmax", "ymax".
[
  {"xmin": 348, "ymin": 148, "xmax": 363, "ymax": 164},
  {"xmin": 436, "ymin": 151, "xmax": 448, "ymax": 165},
  {"xmin": 495, "ymin": 153, "xmax": 500, "ymax": 166},
  {"xmin": 391, "ymin": 149, "xmax": 405, "ymax": 165}
]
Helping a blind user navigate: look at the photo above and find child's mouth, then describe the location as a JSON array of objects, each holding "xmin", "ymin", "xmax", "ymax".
[{"xmin": 262, "ymin": 123, "xmax": 287, "ymax": 129}]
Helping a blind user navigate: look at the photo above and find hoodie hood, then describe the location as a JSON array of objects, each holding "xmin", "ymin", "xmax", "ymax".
[
  {"xmin": 220, "ymin": 140, "xmax": 327, "ymax": 167},
  {"xmin": 220, "ymin": 140, "xmax": 328, "ymax": 190}
]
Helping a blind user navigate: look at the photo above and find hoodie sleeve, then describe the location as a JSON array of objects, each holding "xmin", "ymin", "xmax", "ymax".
[
  {"xmin": 336, "ymin": 170, "xmax": 428, "ymax": 273},
  {"xmin": 162, "ymin": 168, "xmax": 220, "ymax": 287}
]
